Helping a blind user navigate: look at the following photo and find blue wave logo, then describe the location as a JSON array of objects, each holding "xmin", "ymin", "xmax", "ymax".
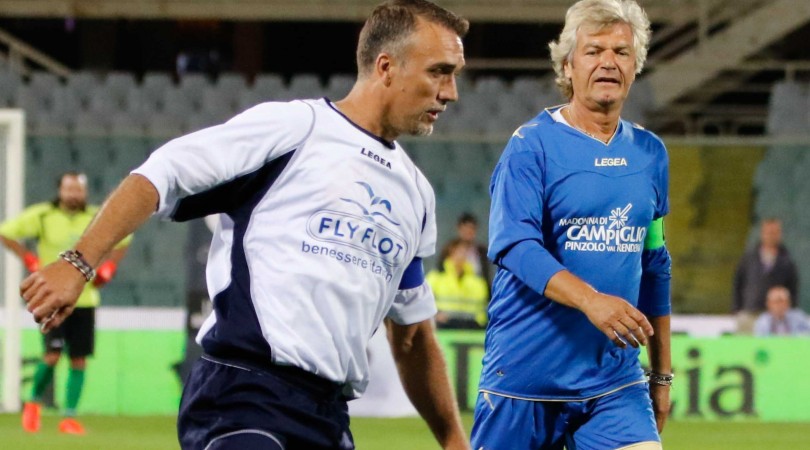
[{"xmin": 340, "ymin": 181, "xmax": 400, "ymax": 226}]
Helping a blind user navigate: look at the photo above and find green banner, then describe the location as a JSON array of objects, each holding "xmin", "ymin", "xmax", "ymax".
[
  {"xmin": 20, "ymin": 330, "xmax": 184, "ymax": 415},
  {"xmin": 436, "ymin": 331, "xmax": 810, "ymax": 421}
]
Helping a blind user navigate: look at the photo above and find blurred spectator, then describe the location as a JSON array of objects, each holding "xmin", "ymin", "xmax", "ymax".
[
  {"xmin": 754, "ymin": 286, "xmax": 810, "ymax": 336},
  {"xmin": 733, "ymin": 218, "xmax": 799, "ymax": 334},
  {"xmin": 438, "ymin": 212, "xmax": 492, "ymax": 295},
  {"xmin": 427, "ymin": 238, "xmax": 488, "ymax": 329}
]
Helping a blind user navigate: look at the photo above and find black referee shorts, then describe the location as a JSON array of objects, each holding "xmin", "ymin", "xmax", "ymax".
[
  {"xmin": 178, "ymin": 355, "xmax": 354, "ymax": 450},
  {"xmin": 43, "ymin": 307, "xmax": 95, "ymax": 358}
]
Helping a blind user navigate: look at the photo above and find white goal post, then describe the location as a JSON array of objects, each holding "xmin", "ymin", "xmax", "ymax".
[{"xmin": 0, "ymin": 109, "xmax": 24, "ymax": 413}]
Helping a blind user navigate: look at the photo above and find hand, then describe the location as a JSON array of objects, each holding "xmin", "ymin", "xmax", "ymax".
[
  {"xmin": 649, "ymin": 383, "xmax": 671, "ymax": 433},
  {"xmin": 93, "ymin": 260, "xmax": 118, "ymax": 287},
  {"xmin": 579, "ymin": 292, "xmax": 653, "ymax": 348},
  {"xmin": 20, "ymin": 260, "xmax": 86, "ymax": 333},
  {"xmin": 23, "ymin": 252, "xmax": 40, "ymax": 273}
]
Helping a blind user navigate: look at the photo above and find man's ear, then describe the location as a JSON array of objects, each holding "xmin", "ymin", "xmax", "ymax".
[{"xmin": 376, "ymin": 53, "xmax": 394, "ymax": 87}]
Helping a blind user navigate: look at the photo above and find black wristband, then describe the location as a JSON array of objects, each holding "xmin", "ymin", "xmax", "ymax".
[{"xmin": 59, "ymin": 250, "xmax": 96, "ymax": 282}]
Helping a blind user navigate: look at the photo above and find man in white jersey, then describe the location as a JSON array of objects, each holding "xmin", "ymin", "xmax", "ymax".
[{"xmin": 20, "ymin": 1, "xmax": 470, "ymax": 449}]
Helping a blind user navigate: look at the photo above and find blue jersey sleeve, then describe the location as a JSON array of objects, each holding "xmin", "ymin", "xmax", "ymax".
[
  {"xmin": 638, "ymin": 246, "xmax": 672, "ymax": 317},
  {"xmin": 654, "ymin": 139, "xmax": 670, "ymax": 219},
  {"xmin": 488, "ymin": 136, "xmax": 565, "ymax": 295},
  {"xmin": 639, "ymin": 139, "xmax": 671, "ymax": 316}
]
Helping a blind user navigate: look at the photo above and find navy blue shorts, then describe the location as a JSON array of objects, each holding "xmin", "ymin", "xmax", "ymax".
[{"xmin": 178, "ymin": 355, "xmax": 354, "ymax": 450}]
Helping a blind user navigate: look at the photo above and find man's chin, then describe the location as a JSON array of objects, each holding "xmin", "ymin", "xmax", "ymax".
[
  {"xmin": 65, "ymin": 202, "xmax": 86, "ymax": 211},
  {"xmin": 409, "ymin": 124, "xmax": 434, "ymax": 137}
]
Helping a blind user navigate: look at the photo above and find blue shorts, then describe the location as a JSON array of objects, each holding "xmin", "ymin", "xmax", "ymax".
[
  {"xmin": 471, "ymin": 382, "xmax": 660, "ymax": 450},
  {"xmin": 178, "ymin": 355, "xmax": 354, "ymax": 450}
]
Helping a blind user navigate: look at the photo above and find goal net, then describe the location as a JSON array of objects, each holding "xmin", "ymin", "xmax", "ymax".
[{"xmin": 0, "ymin": 109, "xmax": 25, "ymax": 413}]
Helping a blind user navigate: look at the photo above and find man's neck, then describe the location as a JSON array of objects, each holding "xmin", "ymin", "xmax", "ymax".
[
  {"xmin": 333, "ymin": 81, "xmax": 398, "ymax": 142},
  {"xmin": 564, "ymin": 102, "xmax": 620, "ymax": 143}
]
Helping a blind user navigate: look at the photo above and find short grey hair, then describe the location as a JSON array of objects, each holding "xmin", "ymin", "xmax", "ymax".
[
  {"xmin": 356, "ymin": 0, "xmax": 469, "ymax": 77},
  {"xmin": 548, "ymin": 0, "xmax": 651, "ymax": 99}
]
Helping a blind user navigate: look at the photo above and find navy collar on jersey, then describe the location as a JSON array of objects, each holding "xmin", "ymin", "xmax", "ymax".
[{"xmin": 324, "ymin": 97, "xmax": 396, "ymax": 150}]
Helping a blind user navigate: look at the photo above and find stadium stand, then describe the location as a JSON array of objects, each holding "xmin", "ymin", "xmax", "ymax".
[{"xmin": 12, "ymin": 68, "xmax": 808, "ymax": 311}]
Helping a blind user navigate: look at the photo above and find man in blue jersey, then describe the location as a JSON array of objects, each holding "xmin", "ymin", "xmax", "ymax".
[
  {"xmin": 472, "ymin": 1, "xmax": 672, "ymax": 449},
  {"xmin": 21, "ymin": 1, "xmax": 471, "ymax": 449}
]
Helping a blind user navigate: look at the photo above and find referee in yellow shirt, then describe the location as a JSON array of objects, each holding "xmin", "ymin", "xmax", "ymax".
[{"xmin": 0, "ymin": 171, "xmax": 132, "ymax": 435}]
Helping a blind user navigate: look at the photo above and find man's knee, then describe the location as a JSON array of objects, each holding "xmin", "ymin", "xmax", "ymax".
[
  {"xmin": 616, "ymin": 441, "xmax": 662, "ymax": 450},
  {"xmin": 43, "ymin": 352, "xmax": 61, "ymax": 366},
  {"xmin": 205, "ymin": 430, "xmax": 285, "ymax": 450}
]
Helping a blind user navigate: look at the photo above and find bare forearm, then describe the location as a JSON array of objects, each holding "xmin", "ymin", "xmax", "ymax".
[
  {"xmin": 543, "ymin": 270, "xmax": 596, "ymax": 310},
  {"xmin": 75, "ymin": 174, "xmax": 158, "ymax": 267},
  {"xmin": 0, "ymin": 235, "xmax": 29, "ymax": 260},
  {"xmin": 646, "ymin": 315, "xmax": 671, "ymax": 373},
  {"xmin": 388, "ymin": 320, "xmax": 469, "ymax": 449},
  {"xmin": 545, "ymin": 270, "xmax": 653, "ymax": 348}
]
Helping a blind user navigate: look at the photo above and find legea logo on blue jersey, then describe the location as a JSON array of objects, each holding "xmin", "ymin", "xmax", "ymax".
[
  {"xmin": 560, "ymin": 203, "xmax": 647, "ymax": 253},
  {"xmin": 306, "ymin": 181, "xmax": 408, "ymax": 267}
]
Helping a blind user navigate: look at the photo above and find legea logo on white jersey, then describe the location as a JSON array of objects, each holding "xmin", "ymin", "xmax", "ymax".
[
  {"xmin": 559, "ymin": 203, "xmax": 646, "ymax": 253},
  {"xmin": 306, "ymin": 181, "xmax": 409, "ymax": 267}
]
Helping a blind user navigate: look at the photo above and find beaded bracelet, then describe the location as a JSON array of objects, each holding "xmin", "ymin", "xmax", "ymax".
[
  {"xmin": 59, "ymin": 250, "xmax": 95, "ymax": 282},
  {"xmin": 646, "ymin": 371, "xmax": 674, "ymax": 386}
]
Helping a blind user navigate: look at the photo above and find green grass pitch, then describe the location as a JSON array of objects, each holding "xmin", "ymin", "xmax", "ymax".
[{"xmin": 1, "ymin": 413, "xmax": 808, "ymax": 449}]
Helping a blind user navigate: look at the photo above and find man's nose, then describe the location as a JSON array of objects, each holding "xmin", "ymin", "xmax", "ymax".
[{"xmin": 439, "ymin": 76, "xmax": 459, "ymax": 103}]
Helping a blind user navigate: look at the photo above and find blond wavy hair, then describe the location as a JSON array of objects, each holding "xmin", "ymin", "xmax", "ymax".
[{"xmin": 548, "ymin": 0, "xmax": 651, "ymax": 99}]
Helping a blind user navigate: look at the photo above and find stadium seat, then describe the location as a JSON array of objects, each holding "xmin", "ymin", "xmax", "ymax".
[
  {"xmin": 163, "ymin": 88, "xmax": 196, "ymax": 117},
  {"xmin": 217, "ymin": 72, "xmax": 248, "ymax": 92},
  {"xmin": 66, "ymin": 71, "xmax": 100, "ymax": 106},
  {"xmin": 109, "ymin": 135, "xmax": 151, "ymax": 169},
  {"xmin": 145, "ymin": 111, "xmax": 186, "ymax": 138},
  {"xmin": 287, "ymin": 73, "xmax": 324, "ymax": 99},
  {"xmin": 105, "ymin": 72, "xmax": 137, "ymax": 96},
  {"xmin": 243, "ymin": 73, "xmax": 287, "ymax": 106},
  {"xmin": 14, "ymin": 84, "xmax": 50, "ymax": 115},
  {"xmin": 72, "ymin": 110, "xmax": 110, "ymax": 136},
  {"xmin": 0, "ymin": 71, "xmax": 21, "ymax": 106},
  {"xmin": 474, "ymin": 75, "xmax": 508, "ymax": 98},
  {"xmin": 622, "ymin": 77, "xmax": 654, "ymax": 126},
  {"xmin": 186, "ymin": 111, "xmax": 225, "ymax": 133},
  {"xmin": 50, "ymin": 87, "xmax": 85, "ymax": 120},
  {"xmin": 179, "ymin": 72, "xmax": 211, "ymax": 94},
  {"xmin": 110, "ymin": 111, "xmax": 147, "ymax": 136},
  {"xmin": 28, "ymin": 71, "xmax": 62, "ymax": 94},
  {"xmin": 200, "ymin": 87, "xmax": 238, "ymax": 118},
  {"xmin": 326, "ymin": 73, "xmax": 355, "ymax": 99},
  {"xmin": 141, "ymin": 72, "xmax": 174, "ymax": 111}
]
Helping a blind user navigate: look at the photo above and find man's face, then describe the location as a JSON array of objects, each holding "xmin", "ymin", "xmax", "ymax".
[
  {"xmin": 766, "ymin": 289, "xmax": 790, "ymax": 319},
  {"xmin": 458, "ymin": 222, "xmax": 477, "ymax": 243},
  {"xmin": 564, "ymin": 22, "xmax": 636, "ymax": 111},
  {"xmin": 384, "ymin": 18, "xmax": 465, "ymax": 138},
  {"xmin": 761, "ymin": 221, "xmax": 782, "ymax": 247},
  {"xmin": 58, "ymin": 174, "xmax": 88, "ymax": 212}
]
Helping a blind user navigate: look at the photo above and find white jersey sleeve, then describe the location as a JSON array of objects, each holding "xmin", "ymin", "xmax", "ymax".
[
  {"xmin": 133, "ymin": 101, "xmax": 315, "ymax": 219},
  {"xmin": 415, "ymin": 171, "xmax": 437, "ymax": 258},
  {"xmin": 387, "ymin": 281, "xmax": 437, "ymax": 325},
  {"xmin": 385, "ymin": 167, "xmax": 438, "ymax": 325}
]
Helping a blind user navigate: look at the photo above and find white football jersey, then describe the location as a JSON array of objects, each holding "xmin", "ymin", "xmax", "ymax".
[{"xmin": 133, "ymin": 98, "xmax": 438, "ymax": 397}]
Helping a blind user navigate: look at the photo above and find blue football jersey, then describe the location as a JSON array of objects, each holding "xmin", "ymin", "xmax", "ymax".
[{"xmin": 480, "ymin": 106, "xmax": 670, "ymax": 400}]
